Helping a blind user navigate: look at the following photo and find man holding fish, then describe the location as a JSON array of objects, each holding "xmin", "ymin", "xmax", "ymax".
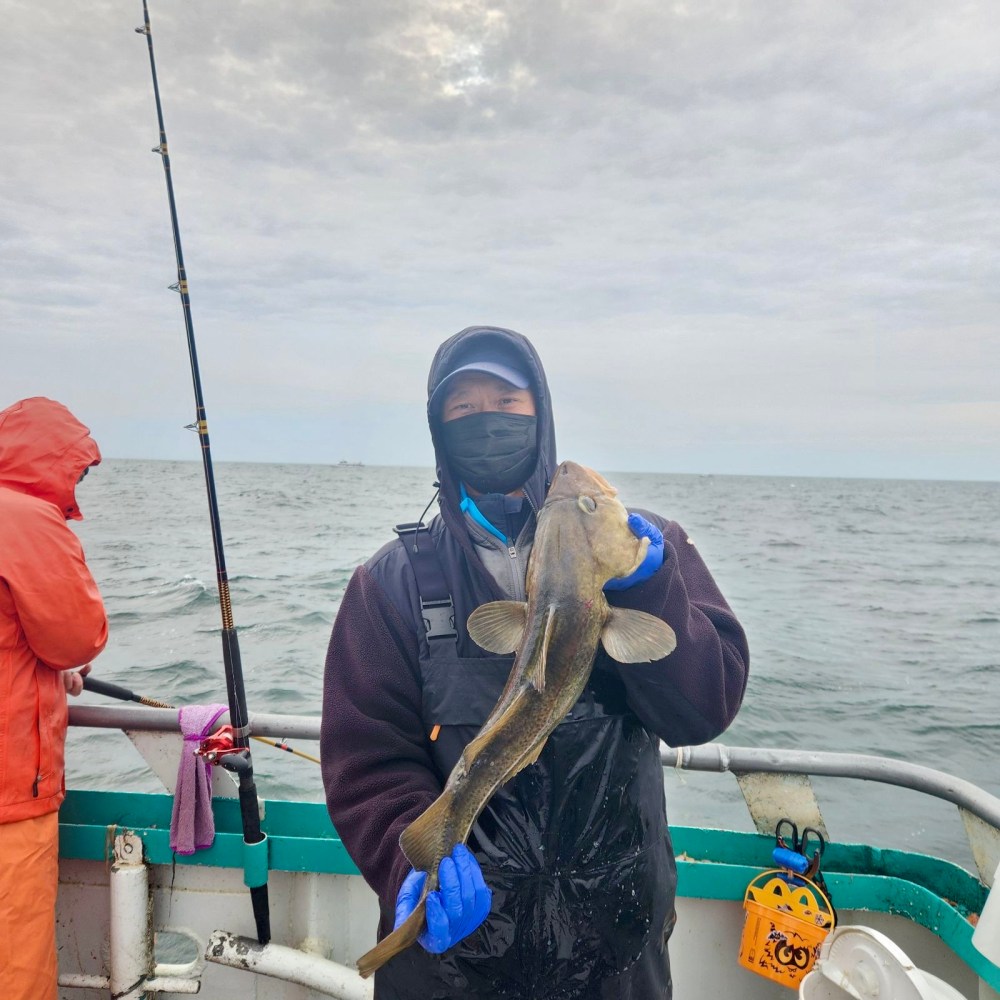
[{"xmin": 321, "ymin": 326, "xmax": 749, "ymax": 998}]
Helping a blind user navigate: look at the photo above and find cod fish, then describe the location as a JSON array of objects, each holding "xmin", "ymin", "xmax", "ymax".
[{"xmin": 356, "ymin": 460, "xmax": 677, "ymax": 977}]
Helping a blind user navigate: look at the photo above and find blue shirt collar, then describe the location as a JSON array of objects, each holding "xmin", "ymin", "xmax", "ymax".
[{"xmin": 459, "ymin": 483, "xmax": 508, "ymax": 543}]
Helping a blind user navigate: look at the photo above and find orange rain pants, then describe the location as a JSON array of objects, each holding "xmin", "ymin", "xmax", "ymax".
[{"xmin": 0, "ymin": 812, "xmax": 59, "ymax": 1000}]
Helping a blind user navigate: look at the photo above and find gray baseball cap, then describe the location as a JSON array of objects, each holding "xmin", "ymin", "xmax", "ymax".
[{"xmin": 430, "ymin": 357, "xmax": 531, "ymax": 410}]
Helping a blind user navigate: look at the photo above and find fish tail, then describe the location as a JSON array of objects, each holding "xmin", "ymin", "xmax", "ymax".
[
  {"xmin": 356, "ymin": 892, "xmax": 427, "ymax": 978},
  {"xmin": 399, "ymin": 790, "xmax": 456, "ymax": 871},
  {"xmin": 357, "ymin": 792, "xmax": 459, "ymax": 976}
]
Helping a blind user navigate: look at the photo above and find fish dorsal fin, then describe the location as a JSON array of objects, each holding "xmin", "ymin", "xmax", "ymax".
[
  {"xmin": 601, "ymin": 608, "xmax": 677, "ymax": 663},
  {"xmin": 467, "ymin": 600, "xmax": 528, "ymax": 653},
  {"xmin": 527, "ymin": 604, "xmax": 557, "ymax": 693}
]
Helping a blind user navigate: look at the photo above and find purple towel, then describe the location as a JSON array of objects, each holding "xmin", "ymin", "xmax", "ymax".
[{"xmin": 169, "ymin": 704, "xmax": 228, "ymax": 855}]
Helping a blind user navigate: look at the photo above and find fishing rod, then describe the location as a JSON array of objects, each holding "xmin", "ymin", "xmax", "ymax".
[
  {"xmin": 135, "ymin": 0, "xmax": 270, "ymax": 943},
  {"xmin": 83, "ymin": 675, "xmax": 321, "ymax": 764}
]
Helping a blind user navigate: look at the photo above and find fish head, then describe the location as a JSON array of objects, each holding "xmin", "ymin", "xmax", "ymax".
[{"xmin": 538, "ymin": 461, "xmax": 649, "ymax": 585}]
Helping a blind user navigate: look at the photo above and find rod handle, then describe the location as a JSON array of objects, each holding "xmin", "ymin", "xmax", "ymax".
[{"xmin": 82, "ymin": 675, "xmax": 141, "ymax": 703}]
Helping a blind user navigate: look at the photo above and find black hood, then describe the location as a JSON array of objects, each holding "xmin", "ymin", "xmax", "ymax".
[{"xmin": 427, "ymin": 326, "xmax": 557, "ymax": 536}]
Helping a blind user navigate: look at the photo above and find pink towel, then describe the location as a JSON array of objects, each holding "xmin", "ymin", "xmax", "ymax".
[{"xmin": 169, "ymin": 704, "xmax": 228, "ymax": 855}]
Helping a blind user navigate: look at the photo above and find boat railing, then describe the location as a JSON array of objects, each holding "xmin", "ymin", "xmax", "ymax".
[{"xmin": 68, "ymin": 704, "xmax": 1000, "ymax": 889}]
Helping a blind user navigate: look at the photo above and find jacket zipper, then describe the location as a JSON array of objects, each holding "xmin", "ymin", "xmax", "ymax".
[
  {"xmin": 506, "ymin": 539, "xmax": 531, "ymax": 602},
  {"xmin": 462, "ymin": 499, "xmax": 531, "ymax": 599},
  {"xmin": 33, "ymin": 671, "xmax": 43, "ymax": 797}
]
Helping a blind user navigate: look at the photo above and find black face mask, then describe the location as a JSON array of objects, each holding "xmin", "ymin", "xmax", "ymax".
[{"xmin": 440, "ymin": 412, "xmax": 538, "ymax": 495}]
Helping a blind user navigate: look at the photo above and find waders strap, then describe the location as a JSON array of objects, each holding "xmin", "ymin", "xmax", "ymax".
[{"xmin": 394, "ymin": 523, "xmax": 458, "ymax": 645}]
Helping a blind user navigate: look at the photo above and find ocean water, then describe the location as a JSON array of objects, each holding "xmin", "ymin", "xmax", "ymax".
[{"xmin": 69, "ymin": 460, "xmax": 999, "ymax": 871}]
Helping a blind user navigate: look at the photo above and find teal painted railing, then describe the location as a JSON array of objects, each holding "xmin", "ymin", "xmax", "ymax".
[{"xmin": 60, "ymin": 790, "xmax": 997, "ymax": 990}]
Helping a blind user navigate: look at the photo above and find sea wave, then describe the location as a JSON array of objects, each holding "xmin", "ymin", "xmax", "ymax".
[{"xmin": 69, "ymin": 459, "xmax": 1000, "ymax": 867}]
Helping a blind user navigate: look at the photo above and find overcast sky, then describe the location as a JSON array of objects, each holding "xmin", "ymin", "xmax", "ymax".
[{"xmin": 2, "ymin": 1, "xmax": 997, "ymax": 480}]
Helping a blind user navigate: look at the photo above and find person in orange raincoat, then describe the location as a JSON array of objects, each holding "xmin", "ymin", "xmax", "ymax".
[{"xmin": 0, "ymin": 397, "xmax": 108, "ymax": 1000}]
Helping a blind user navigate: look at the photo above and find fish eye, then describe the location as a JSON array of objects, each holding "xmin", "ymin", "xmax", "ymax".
[{"xmin": 577, "ymin": 495, "xmax": 597, "ymax": 513}]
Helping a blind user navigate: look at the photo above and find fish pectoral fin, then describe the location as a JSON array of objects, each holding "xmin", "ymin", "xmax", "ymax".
[
  {"xmin": 601, "ymin": 608, "xmax": 677, "ymax": 663},
  {"xmin": 467, "ymin": 600, "xmax": 528, "ymax": 654}
]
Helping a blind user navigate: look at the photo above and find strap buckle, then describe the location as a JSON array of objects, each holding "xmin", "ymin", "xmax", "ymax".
[
  {"xmin": 420, "ymin": 597, "xmax": 457, "ymax": 641},
  {"xmin": 394, "ymin": 521, "xmax": 425, "ymax": 537},
  {"xmin": 394, "ymin": 522, "xmax": 426, "ymax": 551}
]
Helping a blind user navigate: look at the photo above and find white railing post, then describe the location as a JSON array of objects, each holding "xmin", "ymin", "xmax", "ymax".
[{"xmin": 110, "ymin": 832, "xmax": 152, "ymax": 999}]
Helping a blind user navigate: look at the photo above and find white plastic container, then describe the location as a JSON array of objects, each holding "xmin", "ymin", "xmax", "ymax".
[{"xmin": 799, "ymin": 925, "xmax": 968, "ymax": 1000}]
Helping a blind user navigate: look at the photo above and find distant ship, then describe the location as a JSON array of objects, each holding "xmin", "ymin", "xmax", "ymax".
[{"xmin": 337, "ymin": 460, "xmax": 364, "ymax": 467}]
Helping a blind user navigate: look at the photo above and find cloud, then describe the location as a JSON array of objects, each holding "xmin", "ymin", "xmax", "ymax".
[{"xmin": 2, "ymin": 0, "xmax": 998, "ymax": 478}]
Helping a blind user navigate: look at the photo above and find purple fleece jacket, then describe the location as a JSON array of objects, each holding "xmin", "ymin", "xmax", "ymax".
[{"xmin": 320, "ymin": 511, "xmax": 748, "ymax": 916}]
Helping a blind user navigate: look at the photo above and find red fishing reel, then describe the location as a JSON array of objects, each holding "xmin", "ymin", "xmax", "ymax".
[{"xmin": 195, "ymin": 724, "xmax": 236, "ymax": 763}]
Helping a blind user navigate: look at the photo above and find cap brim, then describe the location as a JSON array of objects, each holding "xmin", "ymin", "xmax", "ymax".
[{"xmin": 431, "ymin": 361, "xmax": 531, "ymax": 408}]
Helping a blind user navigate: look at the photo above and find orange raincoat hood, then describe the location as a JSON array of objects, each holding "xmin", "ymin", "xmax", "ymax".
[{"xmin": 0, "ymin": 397, "xmax": 101, "ymax": 521}]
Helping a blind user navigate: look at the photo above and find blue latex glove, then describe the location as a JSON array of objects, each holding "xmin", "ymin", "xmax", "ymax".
[
  {"xmin": 605, "ymin": 513, "xmax": 664, "ymax": 591},
  {"xmin": 393, "ymin": 843, "xmax": 492, "ymax": 954}
]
